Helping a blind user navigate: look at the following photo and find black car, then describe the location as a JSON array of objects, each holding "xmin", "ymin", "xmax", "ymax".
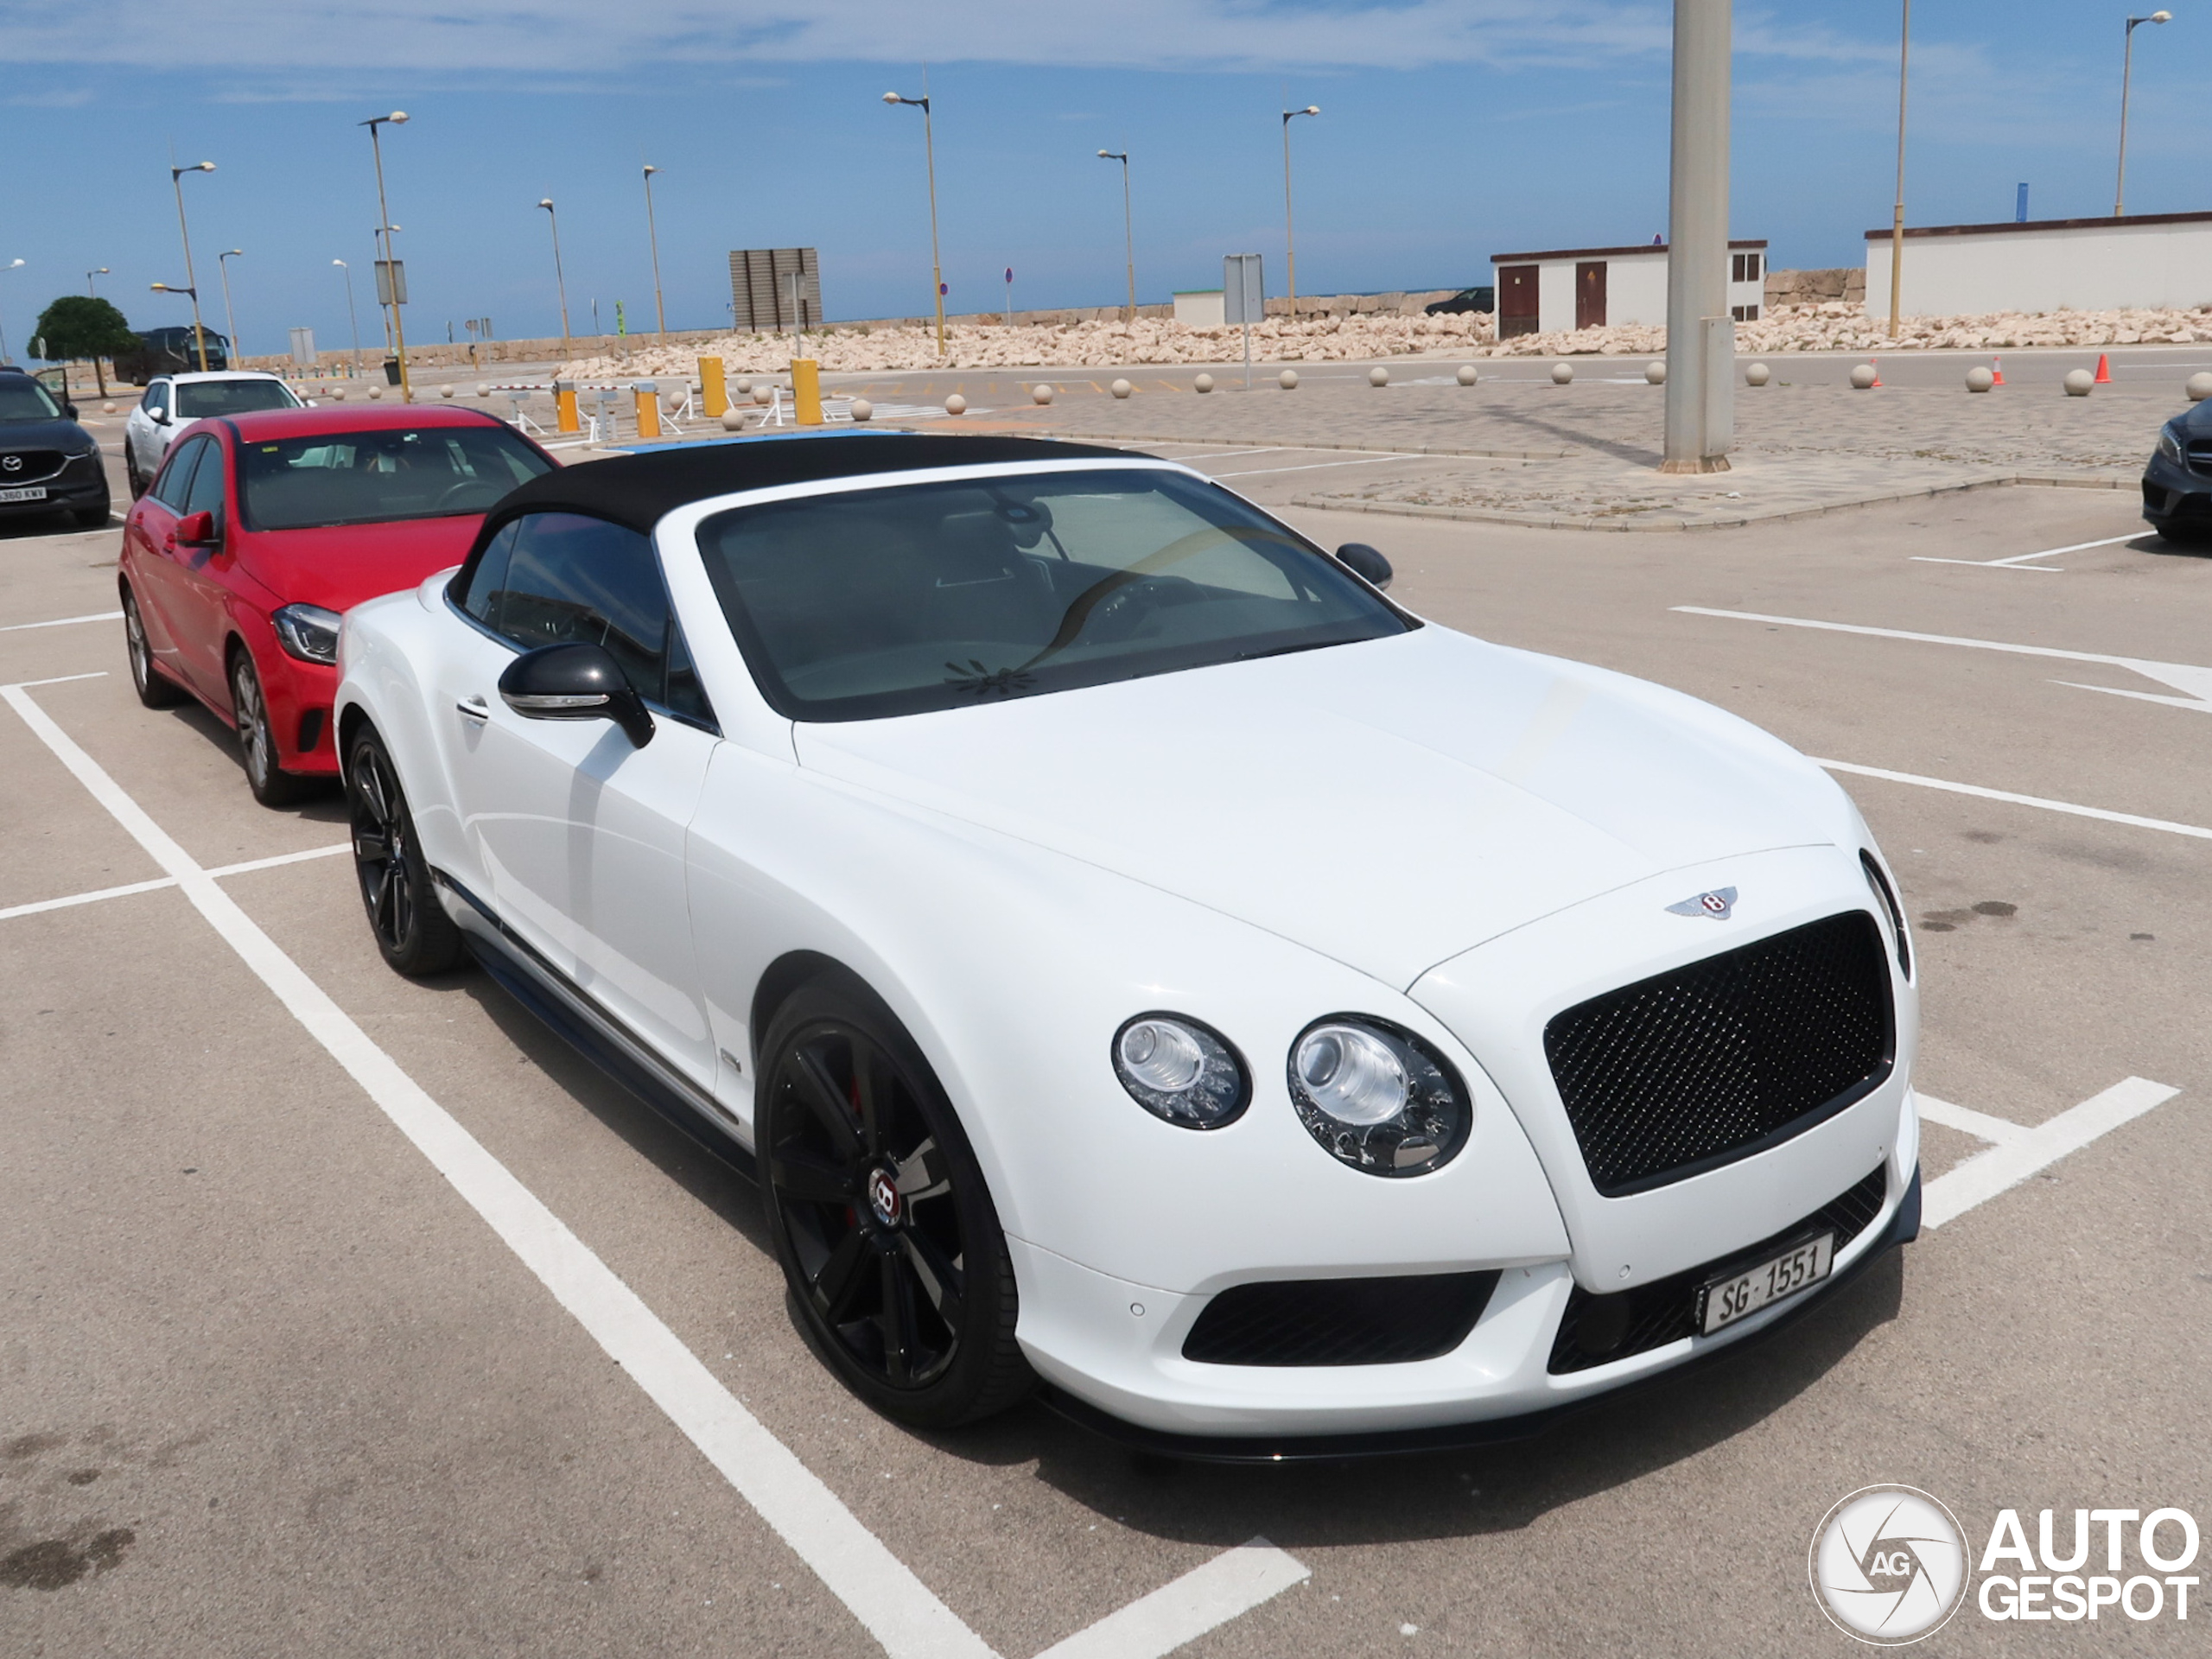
[
  {"xmin": 112, "ymin": 326, "xmax": 229, "ymax": 385},
  {"xmin": 0, "ymin": 367, "xmax": 111, "ymax": 529},
  {"xmin": 1424, "ymin": 285, "xmax": 1495, "ymax": 316},
  {"xmin": 2143, "ymin": 404, "xmax": 2212, "ymax": 539}
]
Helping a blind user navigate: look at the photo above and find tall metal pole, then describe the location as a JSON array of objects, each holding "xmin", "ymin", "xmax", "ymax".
[
  {"xmin": 335, "ymin": 260, "xmax": 362, "ymax": 373},
  {"xmin": 218, "ymin": 249, "xmax": 244, "ymax": 361},
  {"xmin": 1660, "ymin": 0, "xmax": 1732, "ymax": 474},
  {"xmin": 2117, "ymin": 12, "xmax": 2171, "ymax": 217},
  {"xmin": 1098, "ymin": 150, "xmax": 1135, "ymax": 321},
  {"xmin": 364, "ymin": 113, "xmax": 412, "ymax": 401},
  {"xmin": 1281, "ymin": 105, "xmax": 1319, "ymax": 320},
  {"xmin": 170, "ymin": 162, "xmax": 215, "ymax": 372},
  {"xmin": 642, "ymin": 163, "xmax": 668, "ymax": 340},
  {"xmin": 538, "ymin": 200, "xmax": 573, "ymax": 358},
  {"xmin": 883, "ymin": 85, "xmax": 947, "ymax": 354},
  {"xmin": 1887, "ymin": 0, "xmax": 1910, "ymax": 338},
  {"xmin": 86, "ymin": 267, "xmax": 108, "ymax": 297}
]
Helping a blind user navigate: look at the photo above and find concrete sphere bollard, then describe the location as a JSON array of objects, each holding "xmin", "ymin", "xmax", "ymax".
[
  {"xmin": 719, "ymin": 409, "xmax": 745, "ymax": 431},
  {"xmin": 1110, "ymin": 378, "xmax": 1133, "ymax": 399},
  {"xmin": 1279, "ymin": 369, "xmax": 1299, "ymax": 390},
  {"xmin": 329, "ymin": 386, "xmax": 346, "ymax": 400},
  {"xmin": 475, "ymin": 383, "xmax": 491, "ymax": 397},
  {"xmin": 2187, "ymin": 372, "xmax": 2212, "ymax": 402},
  {"xmin": 102, "ymin": 400, "xmax": 117, "ymax": 414},
  {"xmin": 1550, "ymin": 361, "xmax": 1574, "ymax": 385},
  {"xmin": 1643, "ymin": 360, "xmax": 1667, "ymax": 385},
  {"xmin": 753, "ymin": 385, "xmax": 772, "ymax": 405},
  {"xmin": 945, "ymin": 393, "xmax": 968, "ymax": 415},
  {"xmin": 1849, "ymin": 364, "xmax": 1878, "ymax": 390},
  {"xmin": 735, "ymin": 377, "xmax": 753, "ymax": 395},
  {"xmin": 439, "ymin": 384, "xmax": 454, "ymax": 398},
  {"xmin": 1032, "ymin": 384, "xmax": 1054, "ymax": 405},
  {"xmin": 1193, "ymin": 373, "xmax": 1214, "ymax": 393},
  {"xmin": 1369, "ymin": 366, "xmax": 1389, "ymax": 387},
  {"xmin": 1745, "ymin": 362, "xmax": 1771, "ymax": 387},
  {"xmin": 2063, "ymin": 368, "xmax": 2094, "ymax": 397},
  {"xmin": 1457, "ymin": 364, "xmax": 1478, "ymax": 386},
  {"xmin": 367, "ymin": 385, "xmax": 384, "ymax": 400},
  {"xmin": 849, "ymin": 399, "xmax": 874, "ymax": 423},
  {"xmin": 1965, "ymin": 366, "xmax": 1995, "ymax": 393}
]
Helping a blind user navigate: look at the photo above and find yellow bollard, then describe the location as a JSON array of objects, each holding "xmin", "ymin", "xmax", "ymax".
[
  {"xmin": 554, "ymin": 379, "xmax": 580, "ymax": 434},
  {"xmin": 632, "ymin": 381, "xmax": 662, "ymax": 441},
  {"xmin": 699, "ymin": 356, "xmax": 728, "ymax": 418},
  {"xmin": 791, "ymin": 359, "xmax": 823, "ymax": 426}
]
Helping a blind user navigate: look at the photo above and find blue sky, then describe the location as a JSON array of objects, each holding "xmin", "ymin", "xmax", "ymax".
[{"xmin": 3, "ymin": 2, "xmax": 2205, "ymax": 357}]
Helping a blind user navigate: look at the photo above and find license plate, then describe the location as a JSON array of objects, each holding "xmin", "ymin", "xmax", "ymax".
[
  {"xmin": 1697, "ymin": 1232, "xmax": 1834, "ymax": 1335},
  {"xmin": 0, "ymin": 486, "xmax": 48, "ymax": 502}
]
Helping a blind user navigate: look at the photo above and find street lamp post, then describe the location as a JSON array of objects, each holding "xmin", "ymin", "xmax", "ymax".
[
  {"xmin": 642, "ymin": 163, "xmax": 669, "ymax": 341},
  {"xmin": 1887, "ymin": 0, "xmax": 1911, "ymax": 339},
  {"xmin": 334, "ymin": 259, "xmax": 363, "ymax": 374},
  {"xmin": 1660, "ymin": 0, "xmax": 1733, "ymax": 474},
  {"xmin": 0, "ymin": 259, "xmax": 24, "ymax": 364},
  {"xmin": 168, "ymin": 159, "xmax": 217, "ymax": 371},
  {"xmin": 361, "ymin": 111, "xmax": 413, "ymax": 400},
  {"xmin": 537, "ymin": 199, "xmax": 573, "ymax": 359},
  {"xmin": 2116, "ymin": 10, "xmax": 2173, "ymax": 216},
  {"xmin": 86, "ymin": 267, "xmax": 109, "ymax": 297},
  {"xmin": 1096, "ymin": 150, "xmax": 1136, "ymax": 323},
  {"xmin": 882, "ymin": 86, "xmax": 947, "ymax": 355},
  {"xmin": 218, "ymin": 249, "xmax": 245, "ymax": 362},
  {"xmin": 1281, "ymin": 105, "xmax": 1319, "ymax": 321}
]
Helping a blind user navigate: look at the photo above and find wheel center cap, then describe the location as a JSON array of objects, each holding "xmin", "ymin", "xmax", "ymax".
[{"xmin": 865, "ymin": 1167, "xmax": 903, "ymax": 1228}]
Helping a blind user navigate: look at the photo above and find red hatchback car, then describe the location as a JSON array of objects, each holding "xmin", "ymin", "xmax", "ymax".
[{"xmin": 120, "ymin": 404, "xmax": 555, "ymax": 804}]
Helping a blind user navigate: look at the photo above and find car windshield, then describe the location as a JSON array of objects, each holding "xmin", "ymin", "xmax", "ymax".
[
  {"xmin": 238, "ymin": 424, "xmax": 553, "ymax": 531},
  {"xmin": 696, "ymin": 466, "xmax": 1410, "ymax": 721},
  {"xmin": 175, "ymin": 379, "xmax": 298, "ymax": 418},
  {"xmin": 0, "ymin": 377, "xmax": 64, "ymax": 423}
]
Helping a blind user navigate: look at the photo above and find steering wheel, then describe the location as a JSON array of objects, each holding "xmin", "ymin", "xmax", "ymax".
[{"xmin": 435, "ymin": 480, "xmax": 488, "ymax": 512}]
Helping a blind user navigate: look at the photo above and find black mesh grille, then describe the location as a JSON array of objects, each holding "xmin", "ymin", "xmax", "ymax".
[
  {"xmin": 1183, "ymin": 1271, "xmax": 1500, "ymax": 1367},
  {"xmin": 1543, "ymin": 912, "xmax": 1894, "ymax": 1196},
  {"xmin": 0, "ymin": 449, "xmax": 65, "ymax": 484},
  {"xmin": 1548, "ymin": 1164, "xmax": 1888, "ymax": 1374}
]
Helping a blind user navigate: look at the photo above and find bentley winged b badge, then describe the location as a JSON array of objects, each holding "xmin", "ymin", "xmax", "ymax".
[{"xmin": 1665, "ymin": 887, "xmax": 1737, "ymax": 919}]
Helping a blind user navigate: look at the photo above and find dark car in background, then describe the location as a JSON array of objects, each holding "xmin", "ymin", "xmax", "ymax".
[
  {"xmin": 113, "ymin": 327, "xmax": 230, "ymax": 385},
  {"xmin": 1425, "ymin": 286, "xmax": 1496, "ymax": 316},
  {"xmin": 2143, "ymin": 406, "xmax": 2212, "ymax": 539},
  {"xmin": 0, "ymin": 366, "xmax": 111, "ymax": 528}
]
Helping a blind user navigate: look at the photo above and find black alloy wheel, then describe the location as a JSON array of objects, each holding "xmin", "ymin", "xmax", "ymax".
[
  {"xmin": 230, "ymin": 649, "xmax": 311, "ymax": 807},
  {"xmin": 122, "ymin": 588, "xmax": 187, "ymax": 709},
  {"xmin": 346, "ymin": 725, "xmax": 464, "ymax": 976},
  {"xmin": 760, "ymin": 982, "xmax": 1029, "ymax": 1428}
]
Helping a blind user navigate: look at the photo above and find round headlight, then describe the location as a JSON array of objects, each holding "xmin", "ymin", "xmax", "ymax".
[
  {"xmin": 1287, "ymin": 1015, "xmax": 1471, "ymax": 1177},
  {"xmin": 1112, "ymin": 1014, "xmax": 1249, "ymax": 1129}
]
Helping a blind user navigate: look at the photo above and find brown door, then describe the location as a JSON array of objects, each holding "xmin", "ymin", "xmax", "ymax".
[
  {"xmin": 1575, "ymin": 262, "xmax": 1607, "ymax": 330},
  {"xmin": 1498, "ymin": 265, "xmax": 1538, "ymax": 337}
]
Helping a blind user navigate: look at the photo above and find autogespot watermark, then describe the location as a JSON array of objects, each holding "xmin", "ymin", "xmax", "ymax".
[{"xmin": 1810, "ymin": 1486, "xmax": 2202, "ymax": 1643}]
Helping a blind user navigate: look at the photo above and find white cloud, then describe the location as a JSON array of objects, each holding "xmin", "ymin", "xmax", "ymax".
[{"xmin": 0, "ymin": 0, "xmax": 1884, "ymax": 78}]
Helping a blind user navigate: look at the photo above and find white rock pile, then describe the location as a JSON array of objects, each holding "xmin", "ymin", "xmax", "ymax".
[{"xmin": 556, "ymin": 301, "xmax": 2212, "ymax": 379}]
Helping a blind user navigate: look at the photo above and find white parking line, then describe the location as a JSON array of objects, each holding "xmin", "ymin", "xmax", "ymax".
[
  {"xmin": 1910, "ymin": 532, "xmax": 2144, "ymax": 572},
  {"xmin": 1674, "ymin": 607, "xmax": 2212, "ymax": 714},
  {"xmin": 1918, "ymin": 1078, "xmax": 2181, "ymax": 1229},
  {"xmin": 1207, "ymin": 453, "xmax": 1419, "ymax": 479},
  {"xmin": 0, "ymin": 675, "xmax": 1304, "ymax": 1659},
  {"xmin": 1815, "ymin": 758, "xmax": 2212, "ymax": 842},
  {"xmin": 1033, "ymin": 1541, "xmax": 1308, "ymax": 1659},
  {"xmin": 0, "ymin": 844, "xmax": 353, "ymax": 923},
  {"xmin": 0, "ymin": 609, "xmax": 123, "ymax": 633}
]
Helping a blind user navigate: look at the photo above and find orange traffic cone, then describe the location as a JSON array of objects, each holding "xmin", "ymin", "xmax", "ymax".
[
  {"xmin": 2094, "ymin": 353, "xmax": 2113, "ymax": 385},
  {"xmin": 1990, "ymin": 355, "xmax": 2005, "ymax": 386}
]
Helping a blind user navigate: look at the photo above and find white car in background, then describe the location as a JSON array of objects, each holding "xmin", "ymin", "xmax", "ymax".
[
  {"xmin": 124, "ymin": 371, "xmax": 302, "ymax": 497},
  {"xmin": 333, "ymin": 433, "xmax": 1923, "ymax": 1455}
]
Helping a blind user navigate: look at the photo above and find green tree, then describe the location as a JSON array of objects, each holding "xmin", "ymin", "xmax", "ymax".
[{"xmin": 34, "ymin": 296, "xmax": 137, "ymax": 399}]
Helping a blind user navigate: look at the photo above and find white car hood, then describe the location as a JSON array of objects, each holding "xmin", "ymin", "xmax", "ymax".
[{"xmin": 793, "ymin": 625, "xmax": 1854, "ymax": 988}]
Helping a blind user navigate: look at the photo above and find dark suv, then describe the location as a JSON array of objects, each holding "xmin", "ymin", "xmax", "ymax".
[{"xmin": 0, "ymin": 367, "xmax": 111, "ymax": 529}]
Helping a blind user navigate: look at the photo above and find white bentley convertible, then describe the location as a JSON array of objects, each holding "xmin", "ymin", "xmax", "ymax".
[{"xmin": 334, "ymin": 433, "xmax": 1922, "ymax": 1453}]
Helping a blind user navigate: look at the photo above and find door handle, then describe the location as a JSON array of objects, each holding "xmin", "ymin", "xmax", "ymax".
[{"xmin": 456, "ymin": 695, "xmax": 490, "ymax": 721}]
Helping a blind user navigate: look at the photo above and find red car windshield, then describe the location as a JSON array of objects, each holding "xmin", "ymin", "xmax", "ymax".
[{"xmin": 238, "ymin": 424, "xmax": 553, "ymax": 531}]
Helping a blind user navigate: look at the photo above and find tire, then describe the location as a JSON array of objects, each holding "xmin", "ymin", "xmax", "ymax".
[
  {"xmin": 760, "ymin": 980, "xmax": 1031, "ymax": 1429},
  {"xmin": 345, "ymin": 723, "xmax": 466, "ymax": 977},
  {"xmin": 229, "ymin": 648, "xmax": 313, "ymax": 807},
  {"xmin": 122, "ymin": 587, "xmax": 188, "ymax": 709},
  {"xmin": 125, "ymin": 448, "xmax": 147, "ymax": 499}
]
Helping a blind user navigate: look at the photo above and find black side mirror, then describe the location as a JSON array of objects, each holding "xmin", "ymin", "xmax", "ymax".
[
  {"xmin": 65, "ymin": 403, "xmax": 79, "ymax": 420},
  {"xmin": 498, "ymin": 642, "xmax": 655, "ymax": 748},
  {"xmin": 1335, "ymin": 542, "xmax": 1393, "ymax": 590}
]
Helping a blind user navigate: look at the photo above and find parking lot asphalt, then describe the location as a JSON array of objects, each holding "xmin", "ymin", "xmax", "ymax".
[{"xmin": 3, "ymin": 454, "xmax": 2207, "ymax": 1655}]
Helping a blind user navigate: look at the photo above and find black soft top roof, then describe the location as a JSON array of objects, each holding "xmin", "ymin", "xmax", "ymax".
[{"xmin": 490, "ymin": 432, "xmax": 1141, "ymax": 535}]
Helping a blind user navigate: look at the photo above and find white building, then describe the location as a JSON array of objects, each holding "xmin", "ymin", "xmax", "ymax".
[
  {"xmin": 1489, "ymin": 240, "xmax": 1768, "ymax": 337},
  {"xmin": 1865, "ymin": 212, "xmax": 2212, "ymax": 317},
  {"xmin": 1173, "ymin": 289, "xmax": 1225, "ymax": 327}
]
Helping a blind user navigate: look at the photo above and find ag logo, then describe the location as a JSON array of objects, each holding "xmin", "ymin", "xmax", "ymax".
[{"xmin": 1809, "ymin": 1485, "xmax": 1967, "ymax": 1644}]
